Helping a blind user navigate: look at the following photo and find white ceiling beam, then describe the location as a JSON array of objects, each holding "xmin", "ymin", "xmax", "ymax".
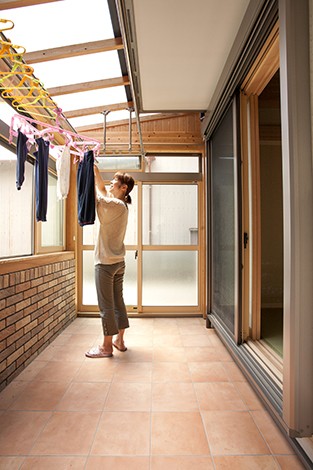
[{"xmin": 24, "ymin": 38, "xmax": 123, "ymax": 64}]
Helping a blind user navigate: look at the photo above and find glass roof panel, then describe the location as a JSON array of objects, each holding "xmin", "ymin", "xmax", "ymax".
[
  {"xmin": 69, "ymin": 110, "xmax": 134, "ymax": 128},
  {"xmin": 0, "ymin": 98, "xmax": 17, "ymax": 125},
  {"xmin": 55, "ymin": 87, "xmax": 127, "ymax": 112},
  {"xmin": 0, "ymin": 0, "xmax": 133, "ymax": 133},
  {"xmin": 33, "ymin": 51, "xmax": 123, "ymax": 88},
  {"xmin": 2, "ymin": 0, "xmax": 114, "ymax": 51}
]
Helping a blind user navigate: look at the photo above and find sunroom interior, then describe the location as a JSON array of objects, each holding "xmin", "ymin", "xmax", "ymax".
[{"xmin": 0, "ymin": 0, "xmax": 312, "ymax": 468}]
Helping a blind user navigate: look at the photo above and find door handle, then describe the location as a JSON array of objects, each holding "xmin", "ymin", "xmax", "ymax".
[{"xmin": 135, "ymin": 250, "xmax": 138, "ymax": 259}]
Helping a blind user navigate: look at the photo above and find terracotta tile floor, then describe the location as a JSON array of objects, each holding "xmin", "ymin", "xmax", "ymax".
[{"xmin": 0, "ymin": 317, "xmax": 307, "ymax": 469}]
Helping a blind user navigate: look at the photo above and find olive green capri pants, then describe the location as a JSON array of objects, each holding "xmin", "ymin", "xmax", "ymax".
[{"xmin": 95, "ymin": 261, "xmax": 129, "ymax": 336}]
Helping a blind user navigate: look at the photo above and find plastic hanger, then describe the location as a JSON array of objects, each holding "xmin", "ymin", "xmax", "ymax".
[
  {"xmin": 0, "ymin": 18, "xmax": 14, "ymax": 32},
  {"xmin": 10, "ymin": 113, "xmax": 101, "ymax": 159}
]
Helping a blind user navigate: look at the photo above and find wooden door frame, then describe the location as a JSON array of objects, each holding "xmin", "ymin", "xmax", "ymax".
[{"xmin": 240, "ymin": 22, "xmax": 280, "ymax": 342}]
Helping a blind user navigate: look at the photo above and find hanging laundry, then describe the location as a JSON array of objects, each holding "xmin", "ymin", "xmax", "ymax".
[
  {"xmin": 34, "ymin": 137, "xmax": 49, "ymax": 222},
  {"xmin": 16, "ymin": 130, "xmax": 28, "ymax": 190},
  {"xmin": 55, "ymin": 145, "xmax": 71, "ymax": 199},
  {"xmin": 77, "ymin": 149, "xmax": 95, "ymax": 226}
]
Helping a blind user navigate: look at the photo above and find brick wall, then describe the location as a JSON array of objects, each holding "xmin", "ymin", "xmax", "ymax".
[{"xmin": 0, "ymin": 258, "xmax": 76, "ymax": 391}]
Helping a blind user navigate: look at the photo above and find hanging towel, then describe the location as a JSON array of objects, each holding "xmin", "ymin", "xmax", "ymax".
[
  {"xmin": 16, "ymin": 130, "xmax": 28, "ymax": 190},
  {"xmin": 56, "ymin": 145, "xmax": 71, "ymax": 199},
  {"xmin": 77, "ymin": 149, "xmax": 95, "ymax": 226},
  {"xmin": 34, "ymin": 137, "xmax": 49, "ymax": 222}
]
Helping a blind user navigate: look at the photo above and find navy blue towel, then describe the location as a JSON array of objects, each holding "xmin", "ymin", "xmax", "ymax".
[
  {"xmin": 77, "ymin": 150, "xmax": 95, "ymax": 226},
  {"xmin": 16, "ymin": 130, "xmax": 28, "ymax": 190},
  {"xmin": 34, "ymin": 137, "xmax": 49, "ymax": 222}
]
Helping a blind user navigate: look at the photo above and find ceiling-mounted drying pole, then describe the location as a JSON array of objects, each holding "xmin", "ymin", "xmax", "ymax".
[
  {"xmin": 101, "ymin": 110, "xmax": 110, "ymax": 153},
  {"xmin": 127, "ymin": 106, "xmax": 134, "ymax": 151}
]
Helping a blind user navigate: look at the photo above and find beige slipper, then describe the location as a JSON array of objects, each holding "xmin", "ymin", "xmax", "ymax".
[{"xmin": 85, "ymin": 345, "xmax": 113, "ymax": 358}]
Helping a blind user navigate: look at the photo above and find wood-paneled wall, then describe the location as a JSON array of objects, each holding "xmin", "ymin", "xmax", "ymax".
[{"xmin": 77, "ymin": 113, "xmax": 204, "ymax": 154}]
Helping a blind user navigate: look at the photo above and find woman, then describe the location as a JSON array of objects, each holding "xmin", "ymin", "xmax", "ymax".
[{"xmin": 85, "ymin": 165, "xmax": 135, "ymax": 358}]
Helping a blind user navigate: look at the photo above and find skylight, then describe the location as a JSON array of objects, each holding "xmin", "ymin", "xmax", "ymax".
[{"xmin": 0, "ymin": 0, "xmax": 131, "ymax": 129}]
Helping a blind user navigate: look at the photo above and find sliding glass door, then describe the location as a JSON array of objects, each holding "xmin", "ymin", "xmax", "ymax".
[{"xmin": 208, "ymin": 100, "xmax": 241, "ymax": 341}]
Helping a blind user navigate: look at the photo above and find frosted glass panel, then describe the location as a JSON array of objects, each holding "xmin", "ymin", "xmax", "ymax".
[
  {"xmin": 83, "ymin": 251, "xmax": 96, "ymax": 305},
  {"xmin": 0, "ymin": 156, "xmax": 33, "ymax": 258},
  {"xmin": 41, "ymin": 173, "xmax": 64, "ymax": 247},
  {"xmin": 142, "ymin": 185, "xmax": 198, "ymax": 245},
  {"xmin": 123, "ymin": 250, "xmax": 137, "ymax": 305},
  {"xmin": 142, "ymin": 251, "xmax": 198, "ymax": 306},
  {"xmin": 83, "ymin": 186, "xmax": 137, "ymax": 246},
  {"xmin": 82, "ymin": 250, "xmax": 137, "ymax": 306},
  {"xmin": 144, "ymin": 155, "xmax": 199, "ymax": 172},
  {"xmin": 97, "ymin": 156, "xmax": 140, "ymax": 170}
]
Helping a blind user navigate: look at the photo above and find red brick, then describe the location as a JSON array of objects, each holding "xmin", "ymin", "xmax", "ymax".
[
  {"xmin": 15, "ymin": 281, "xmax": 31, "ymax": 294},
  {"xmin": 0, "ymin": 305, "xmax": 15, "ymax": 321},
  {"xmin": 9, "ymin": 273, "xmax": 16, "ymax": 286},
  {"xmin": 6, "ymin": 310, "xmax": 24, "ymax": 327},
  {"xmin": 38, "ymin": 326, "xmax": 49, "ymax": 340},
  {"xmin": 7, "ymin": 346, "xmax": 24, "ymax": 366},
  {"xmin": 23, "ymin": 287, "xmax": 38, "ymax": 300},
  {"xmin": 30, "ymin": 323, "xmax": 44, "ymax": 337},
  {"xmin": 31, "ymin": 293, "xmax": 43, "ymax": 304},
  {"xmin": 6, "ymin": 329, "xmax": 24, "ymax": 347},
  {"xmin": 24, "ymin": 319, "xmax": 38, "ymax": 334},
  {"xmin": 43, "ymin": 274, "xmax": 54, "ymax": 283},
  {"xmin": 0, "ymin": 343, "xmax": 15, "ymax": 362},
  {"xmin": 16, "ymin": 349, "xmax": 32, "ymax": 368},
  {"xmin": 31, "ymin": 278, "xmax": 43, "ymax": 288},
  {"xmin": 0, "ymin": 359, "xmax": 6, "ymax": 374},
  {"xmin": 0, "ymin": 325, "xmax": 15, "ymax": 342},
  {"xmin": 24, "ymin": 303, "xmax": 39, "ymax": 317},
  {"xmin": 16, "ymin": 332, "xmax": 31, "ymax": 349},
  {"xmin": 44, "ymin": 316, "xmax": 54, "ymax": 328},
  {"xmin": 38, "ymin": 311, "xmax": 50, "ymax": 324},
  {"xmin": 31, "ymin": 337, "xmax": 44, "ymax": 354},
  {"xmin": 38, "ymin": 298, "xmax": 49, "ymax": 308},
  {"xmin": 0, "ymin": 362, "xmax": 16, "ymax": 384},
  {"xmin": 0, "ymin": 287, "xmax": 15, "ymax": 301},
  {"xmin": 30, "ymin": 308, "xmax": 43, "ymax": 321},
  {"xmin": 6, "ymin": 292, "xmax": 23, "ymax": 307},
  {"xmin": 3, "ymin": 276, "xmax": 9, "ymax": 288},
  {"xmin": 15, "ymin": 298, "xmax": 31, "ymax": 313},
  {"xmin": 15, "ymin": 315, "xmax": 31, "ymax": 331},
  {"xmin": 24, "ymin": 335, "xmax": 38, "ymax": 351},
  {"xmin": 49, "ymin": 319, "xmax": 59, "ymax": 331}
]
